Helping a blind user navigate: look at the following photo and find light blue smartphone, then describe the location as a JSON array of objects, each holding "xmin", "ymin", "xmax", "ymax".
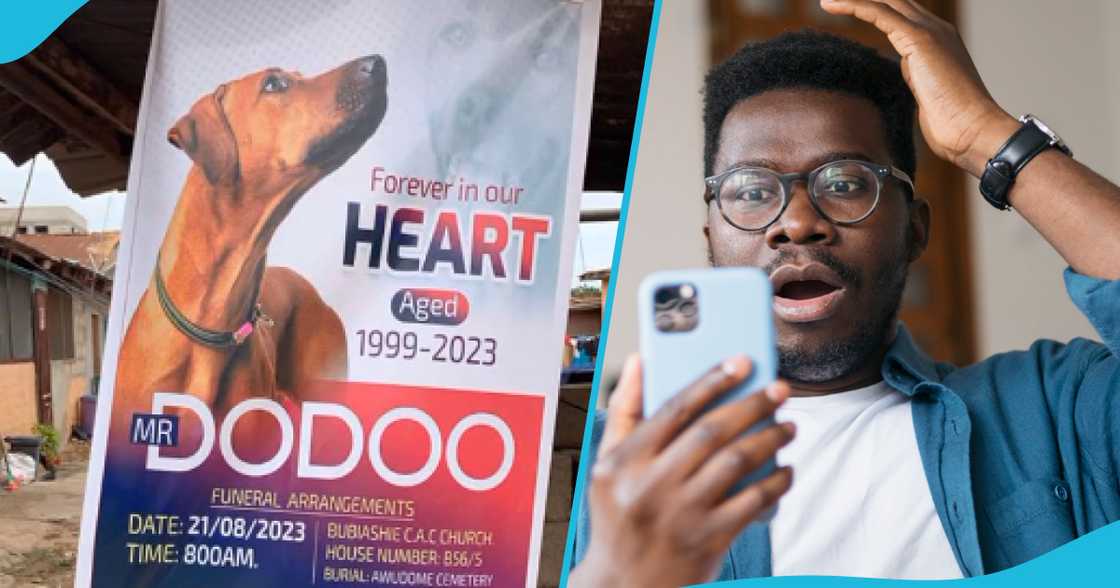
[{"xmin": 638, "ymin": 267, "xmax": 778, "ymax": 501}]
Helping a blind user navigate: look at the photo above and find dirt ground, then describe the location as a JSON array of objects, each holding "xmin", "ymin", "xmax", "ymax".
[{"xmin": 0, "ymin": 440, "xmax": 89, "ymax": 588}]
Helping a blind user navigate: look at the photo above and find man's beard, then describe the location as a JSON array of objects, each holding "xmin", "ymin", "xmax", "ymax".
[{"xmin": 772, "ymin": 247, "xmax": 908, "ymax": 383}]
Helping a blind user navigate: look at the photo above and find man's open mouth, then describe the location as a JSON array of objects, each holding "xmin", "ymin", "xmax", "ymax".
[{"xmin": 770, "ymin": 263, "xmax": 846, "ymax": 323}]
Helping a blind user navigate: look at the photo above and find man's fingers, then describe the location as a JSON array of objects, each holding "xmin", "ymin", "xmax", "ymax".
[
  {"xmin": 636, "ymin": 355, "xmax": 751, "ymax": 453},
  {"xmin": 682, "ymin": 419, "xmax": 796, "ymax": 504},
  {"xmin": 651, "ymin": 381, "xmax": 791, "ymax": 481},
  {"xmin": 705, "ymin": 466, "xmax": 794, "ymax": 538},
  {"xmin": 820, "ymin": 0, "xmax": 918, "ymax": 37},
  {"xmin": 871, "ymin": 0, "xmax": 954, "ymax": 32},
  {"xmin": 881, "ymin": 0, "xmax": 942, "ymax": 22},
  {"xmin": 867, "ymin": 0, "xmax": 925, "ymax": 22},
  {"xmin": 599, "ymin": 353, "xmax": 644, "ymax": 457}
]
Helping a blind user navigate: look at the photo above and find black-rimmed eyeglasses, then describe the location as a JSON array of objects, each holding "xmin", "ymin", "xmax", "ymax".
[{"xmin": 704, "ymin": 159, "xmax": 915, "ymax": 232}]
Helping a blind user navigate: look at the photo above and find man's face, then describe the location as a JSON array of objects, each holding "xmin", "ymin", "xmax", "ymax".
[{"xmin": 706, "ymin": 88, "xmax": 928, "ymax": 386}]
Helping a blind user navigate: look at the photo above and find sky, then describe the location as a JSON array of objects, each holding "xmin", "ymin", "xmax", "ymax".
[
  {"xmin": 0, "ymin": 155, "xmax": 620, "ymax": 287},
  {"xmin": 0, "ymin": 155, "xmax": 126, "ymax": 232},
  {"xmin": 573, "ymin": 191, "xmax": 621, "ymax": 288}
]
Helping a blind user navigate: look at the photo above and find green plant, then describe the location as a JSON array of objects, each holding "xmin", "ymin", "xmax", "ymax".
[
  {"xmin": 571, "ymin": 285, "xmax": 601, "ymax": 298},
  {"xmin": 32, "ymin": 423, "xmax": 60, "ymax": 465}
]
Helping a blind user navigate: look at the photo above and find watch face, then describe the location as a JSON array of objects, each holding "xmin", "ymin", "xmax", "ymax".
[{"xmin": 1023, "ymin": 114, "xmax": 1069, "ymax": 151}]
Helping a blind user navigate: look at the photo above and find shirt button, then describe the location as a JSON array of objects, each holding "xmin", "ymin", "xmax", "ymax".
[{"xmin": 1054, "ymin": 484, "xmax": 1070, "ymax": 502}]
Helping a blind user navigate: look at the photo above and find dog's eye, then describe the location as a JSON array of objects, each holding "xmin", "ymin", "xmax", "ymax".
[
  {"xmin": 534, "ymin": 47, "xmax": 561, "ymax": 71},
  {"xmin": 261, "ymin": 74, "xmax": 290, "ymax": 94},
  {"xmin": 438, "ymin": 22, "xmax": 475, "ymax": 49}
]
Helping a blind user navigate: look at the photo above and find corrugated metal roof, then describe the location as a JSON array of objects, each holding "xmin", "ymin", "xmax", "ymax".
[{"xmin": 15, "ymin": 231, "xmax": 118, "ymax": 274}]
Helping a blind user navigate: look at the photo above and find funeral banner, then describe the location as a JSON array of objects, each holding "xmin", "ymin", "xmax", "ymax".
[{"xmin": 76, "ymin": 1, "xmax": 600, "ymax": 585}]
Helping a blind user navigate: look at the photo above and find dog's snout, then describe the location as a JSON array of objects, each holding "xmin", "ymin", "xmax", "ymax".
[
  {"xmin": 455, "ymin": 90, "xmax": 495, "ymax": 130},
  {"xmin": 356, "ymin": 55, "xmax": 386, "ymax": 78},
  {"xmin": 307, "ymin": 55, "xmax": 388, "ymax": 169}
]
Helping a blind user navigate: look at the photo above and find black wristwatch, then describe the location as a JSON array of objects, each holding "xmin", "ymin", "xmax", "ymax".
[{"xmin": 979, "ymin": 114, "xmax": 1072, "ymax": 210}]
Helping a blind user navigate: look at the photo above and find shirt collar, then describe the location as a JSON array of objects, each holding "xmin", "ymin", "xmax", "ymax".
[{"xmin": 881, "ymin": 323, "xmax": 942, "ymax": 395}]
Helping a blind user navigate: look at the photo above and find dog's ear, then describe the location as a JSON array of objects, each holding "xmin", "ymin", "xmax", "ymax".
[{"xmin": 167, "ymin": 84, "xmax": 240, "ymax": 184}]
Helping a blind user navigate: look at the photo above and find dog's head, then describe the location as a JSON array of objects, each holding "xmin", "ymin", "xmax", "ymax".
[
  {"xmin": 424, "ymin": 3, "xmax": 576, "ymax": 207},
  {"xmin": 168, "ymin": 55, "xmax": 388, "ymax": 193}
]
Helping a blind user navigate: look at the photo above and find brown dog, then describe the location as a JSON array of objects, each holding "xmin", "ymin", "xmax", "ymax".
[{"xmin": 110, "ymin": 56, "xmax": 388, "ymax": 445}]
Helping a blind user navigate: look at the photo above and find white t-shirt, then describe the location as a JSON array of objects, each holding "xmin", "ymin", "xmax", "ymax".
[{"xmin": 769, "ymin": 381, "xmax": 964, "ymax": 579}]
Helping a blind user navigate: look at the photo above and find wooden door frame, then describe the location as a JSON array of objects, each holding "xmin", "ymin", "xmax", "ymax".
[
  {"xmin": 31, "ymin": 280, "xmax": 52, "ymax": 425},
  {"xmin": 91, "ymin": 312, "xmax": 103, "ymax": 377}
]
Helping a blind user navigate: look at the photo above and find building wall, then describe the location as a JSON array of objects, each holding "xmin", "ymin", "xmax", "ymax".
[
  {"xmin": 0, "ymin": 361, "xmax": 38, "ymax": 438},
  {"xmin": 50, "ymin": 295, "xmax": 104, "ymax": 443},
  {"xmin": 0, "ymin": 205, "xmax": 89, "ymax": 235},
  {"xmin": 566, "ymin": 307, "xmax": 602, "ymax": 338}
]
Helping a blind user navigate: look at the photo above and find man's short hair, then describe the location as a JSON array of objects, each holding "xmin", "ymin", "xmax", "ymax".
[{"xmin": 703, "ymin": 30, "xmax": 917, "ymax": 179}]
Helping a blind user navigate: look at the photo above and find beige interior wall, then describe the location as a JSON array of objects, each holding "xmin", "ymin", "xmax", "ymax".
[
  {"xmin": 600, "ymin": 0, "xmax": 1116, "ymax": 399},
  {"xmin": 961, "ymin": 0, "xmax": 1116, "ymax": 356}
]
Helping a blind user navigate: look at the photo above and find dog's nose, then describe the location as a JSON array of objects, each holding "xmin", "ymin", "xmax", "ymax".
[
  {"xmin": 455, "ymin": 89, "xmax": 494, "ymax": 129},
  {"xmin": 357, "ymin": 55, "xmax": 386, "ymax": 78}
]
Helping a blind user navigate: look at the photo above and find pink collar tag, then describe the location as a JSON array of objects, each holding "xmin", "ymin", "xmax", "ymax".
[{"xmin": 232, "ymin": 321, "xmax": 254, "ymax": 345}]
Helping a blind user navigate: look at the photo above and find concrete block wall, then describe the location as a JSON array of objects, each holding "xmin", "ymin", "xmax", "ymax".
[
  {"xmin": 49, "ymin": 296, "xmax": 105, "ymax": 445},
  {"xmin": 538, "ymin": 383, "xmax": 590, "ymax": 587}
]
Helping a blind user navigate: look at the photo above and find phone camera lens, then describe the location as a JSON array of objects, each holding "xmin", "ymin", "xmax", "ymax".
[{"xmin": 654, "ymin": 286, "xmax": 679, "ymax": 310}]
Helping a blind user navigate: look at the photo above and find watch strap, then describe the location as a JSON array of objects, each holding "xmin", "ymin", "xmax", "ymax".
[{"xmin": 979, "ymin": 120, "xmax": 1060, "ymax": 210}]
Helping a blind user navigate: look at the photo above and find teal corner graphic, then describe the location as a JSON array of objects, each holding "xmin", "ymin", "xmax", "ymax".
[
  {"xmin": 716, "ymin": 519, "xmax": 1120, "ymax": 587},
  {"xmin": 0, "ymin": 1, "xmax": 89, "ymax": 64}
]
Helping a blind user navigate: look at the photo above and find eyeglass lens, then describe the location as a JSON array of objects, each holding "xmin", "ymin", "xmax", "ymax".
[{"xmin": 716, "ymin": 161, "xmax": 881, "ymax": 230}]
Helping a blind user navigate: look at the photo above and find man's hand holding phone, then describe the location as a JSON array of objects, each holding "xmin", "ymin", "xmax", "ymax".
[{"xmin": 569, "ymin": 354, "xmax": 796, "ymax": 588}]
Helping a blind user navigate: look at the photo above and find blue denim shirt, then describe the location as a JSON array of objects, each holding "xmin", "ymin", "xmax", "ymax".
[{"xmin": 572, "ymin": 268, "xmax": 1120, "ymax": 579}]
